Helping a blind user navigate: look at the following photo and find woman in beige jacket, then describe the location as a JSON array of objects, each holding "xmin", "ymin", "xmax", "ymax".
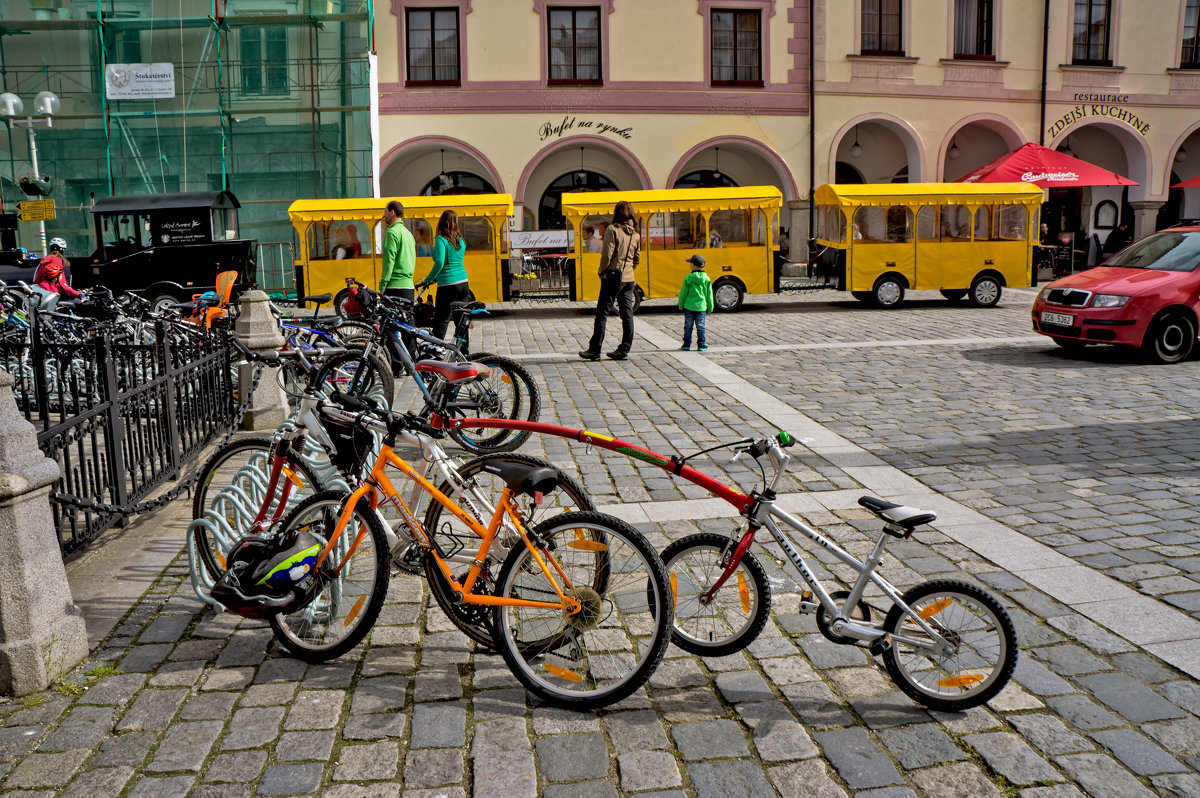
[{"xmin": 580, "ymin": 200, "xmax": 641, "ymax": 361}]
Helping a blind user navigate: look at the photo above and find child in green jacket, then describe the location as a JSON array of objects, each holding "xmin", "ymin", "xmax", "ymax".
[{"xmin": 677, "ymin": 255, "xmax": 714, "ymax": 351}]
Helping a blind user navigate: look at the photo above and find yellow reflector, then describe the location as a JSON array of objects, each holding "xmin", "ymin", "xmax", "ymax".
[
  {"xmin": 543, "ymin": 663, "xmax": 583, "ymax": 682},
  {"xmin": 282, "ymin": 466, "xmax": 306, "ymax": 490},
  {"xmin": 670, "ymin": 572, "xmax": 678, "ymax": 605},
  {"xmin": 568, "ymin": 540, "xmax": 608, "ymax": 552},
  {"xmin": 737, "ymin": 571, "xmax": 751, "ymax": 613},
  {"xmin": 918, "ymin": 599, "xmax": 953, "ymax": 619},
  {"xmin": 344, "ymin": 594, "xmax": 366, "ymax": 627},
  {"xmin": 937, "ymin": 673, "xmax": 985, "ymax": 688},
  {"xmin": 501, "ymin": 374, "xmax": 513, "ymax": 384},
  {"xmin": 216, "ymin": 550, "xmax": 227, "ymax": 568}
]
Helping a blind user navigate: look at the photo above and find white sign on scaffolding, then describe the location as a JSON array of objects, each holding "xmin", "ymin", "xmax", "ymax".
[{"xmin": 105, "ymin": 63, "xmax": 176, "ymax": 100}]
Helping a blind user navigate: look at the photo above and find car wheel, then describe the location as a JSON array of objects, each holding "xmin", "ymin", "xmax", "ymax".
[
  {"xmin": 334, "ymin": 288, "xmax": 353, "ymax": 319},
  {"xmin": 969, "ymin": 275, "xmax": 1002, "ymax": 307},
  {"xmin": 872, "ymin": 277, "xmax": 904, "ymax": 309},
  {"xmin": 712, "ymin": 279, "xmax": 744, "ymax": 312},
  {"xmin": 1143, "ymin": 312, "xmax": 1196, "ymax": 364},
  {"xmin": 150, "ymin": 293, "xmax": 178, "ymax": 314},
  {"xmin": 631, "ymin": 286, "xmax": 643, "ymax": 315},
  {"xmin": 940, "ymin": 289, "xmax": 967, "ymax": 302},
  {"xmin": 1051, "ymin": 336, "xmax": 1086, "ymax": 350}
]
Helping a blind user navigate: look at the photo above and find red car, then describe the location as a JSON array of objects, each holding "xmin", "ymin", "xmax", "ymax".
[{"xmin": 1031, "ymin": 227, "xmax": 1200, "ymax": 363}]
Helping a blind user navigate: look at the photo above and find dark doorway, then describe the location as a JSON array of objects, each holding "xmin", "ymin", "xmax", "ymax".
[
  {"xmin": 538, "ymin": 170, "xmax": 617, "ymax": 229},
  {"xmin": 420, "ymin": 171, "xmax": 496, "ymax": 196},
  {"xmin": 672, "ymin": 170, "xmax": 738, "ymax": 189}
]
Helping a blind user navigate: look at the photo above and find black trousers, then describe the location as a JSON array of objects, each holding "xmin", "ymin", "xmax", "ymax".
[
  {"xmin": 384, "ymin": 287, "xmax": 414, "ymax": 302},
  {"xmin": 431, "ymin": 282, "xmax": 470, "ymax": 339},
  {"xmin": 588, "ymin": 278, "xmax": 635, "ymax": 354}
]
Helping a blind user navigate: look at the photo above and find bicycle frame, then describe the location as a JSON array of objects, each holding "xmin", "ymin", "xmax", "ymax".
[{"xmin": 319, "ymin": 442, "xmax": 580, "ymax": 613}]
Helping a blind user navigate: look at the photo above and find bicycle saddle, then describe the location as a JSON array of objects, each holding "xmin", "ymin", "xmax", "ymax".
[
  {"xmin": 449, "ymin": 301, "xmax": 485, "ymax": 313},
  {"xmin": 301, "ymin": 293, "xmax": 332, "ymax": 307},
  {"xmin": 478, "ymin": 459, "xmax": 560, "ymax": 499},
  {"xmin": 857, "ymin": 496, "xmax": 937, "ymax": 530},
  {"xmin": 414, "ymin": 359, "xmax": 490, "ymax": 385},
  {"xmin": 311, "ymin": 316, "xmax": 344, "ymax": 330}
]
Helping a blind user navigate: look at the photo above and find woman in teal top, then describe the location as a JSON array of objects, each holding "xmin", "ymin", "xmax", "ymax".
[{"xmin": 419, "ymin": 209, "xmax": 471, "ymax": 339}]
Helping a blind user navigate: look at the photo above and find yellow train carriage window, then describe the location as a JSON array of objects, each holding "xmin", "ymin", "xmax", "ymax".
[
  {"xmin": 580, "ymin": 214, "xmax": 613, "ymax": 252},
  {"xmin": 460, "ymin": 217, "xmax": 493, "ymax": 251},
  {"xmin": 406, "ymin": 218, "xmax": 434, "ymax": 256},
  {"xmin": 751, "ymin": 210, "xmax": 774, "ymax": 245},
  {"xmin": 916, "ymin": 206, "xmax": 938, "ymax": 241},
  {"xmin": 995, "ymin": 205, "xmax": 1027, "ymax": 240},
  {"xmin": 818, "ymin": 205, "xmax": 846, "ymax": 243},
  {"xmin": 308, "ymin": 222, "xmax": 339, "ymax": 260},
  {"xmin": 974, "ymin": 205, "xmax": 991, "ymax": 241},
  {"xmin": 710, "ymin": 209, "xmax": 748, "ymax": 248},
  {"xmin": 939, "ymin": 205, "xmax": 971, "ymax": 241},
  {"xmin": 854, "ymin": 206, "xmax": 911, "ymax": 243},
  {"xmin": 647, "ymin": 212, "xmax": 701, "ymax": 250}
]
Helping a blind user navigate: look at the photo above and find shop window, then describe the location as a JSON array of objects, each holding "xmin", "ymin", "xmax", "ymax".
[
  {"xmin": 241, "ymin": 27, "xmax": 289, "ymax": 95},
  {"xmin": 953, "ymin": 0, "xmax": 994, "ymax": 60},
  {"xmin": 711, "ymin": 9, "xmax": 762, "ymax": 86},
  {"xmin": 549, "ymin": 7, "xmax": 602, "ymax": 85},
  {"xmin": 407, "ymin": 8, "xmax": 461, "ymax": 85},
  {"xmin": 995, "ymin": 205, "xmax": 1027, "ymax": 240},
  {"xmin": 709, "ymin": 209, "xmax": 748, "ymax": 247},
  {"xmin": 1183, "ymin": 0, "xmax": 1200, "ymax": 68},
  {"xmin": 460, "ymin": 218, "xmax": 492, "ymax": 251},
  {"xmin": 861, "ymin": 0, "xmax": 904, "ymax": 57},
  {"xmin": 939, "ymin": 205, "xmax": 971, "ymax": 240},
  {"xmin": 916, "ymin": 206, "xmax": 938, "ymax": 241},
  {"xmin": 406, "ymin": 219, "xmax": 434, "ymax": 257},
  {"xmin": 1072, "ymin": 0, "xmax": 1112, "ymax": 66},
  {"xmin": 974, "ymin": 206, "xmax": 991, "ymax": 240},
  {"xmin": 647, "ymin": 212, "xmax": 705, "ymax": 250}
]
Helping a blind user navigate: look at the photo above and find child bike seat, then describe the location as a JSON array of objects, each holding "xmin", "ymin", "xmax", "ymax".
[
  {"xmin": 478, "ymin": 459, "xmax": 561, "ymax": 499},
  {"xmin": 414, "ymin": 359, "xmax": 490, "ymax": 385},
  {"xmin": 858, "ymin": 496, "xmax": 937, "ymax": 530}
]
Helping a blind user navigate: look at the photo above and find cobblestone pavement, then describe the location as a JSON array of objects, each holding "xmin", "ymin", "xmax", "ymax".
[{"xmin": 5, "ymin": 288, "xmax": 1200, "ymax": 797}]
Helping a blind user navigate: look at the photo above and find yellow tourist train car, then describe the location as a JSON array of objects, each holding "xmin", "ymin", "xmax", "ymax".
[
  {"xmin": 561, "ymin": 186, "xmax": 783, "ymax": 312},
  {"xmin": 287, "ymin": 194, "xmax": 513, "ymax": 308},
  {"xmin": 813, "ymin": 182, "xmax": 1042, "ymax": 309}
]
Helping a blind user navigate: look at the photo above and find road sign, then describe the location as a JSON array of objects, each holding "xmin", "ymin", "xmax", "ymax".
[
  {"xmin": 16, "ymin": 199, "xmax": 54, "ymax": 212},
  {"xmin": 18, "ymin": 209, "xmax": 56, "ymax": 222}
]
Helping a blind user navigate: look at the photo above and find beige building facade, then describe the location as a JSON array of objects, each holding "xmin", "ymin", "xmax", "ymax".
[{"xmin": 377, "ymin": 1, "xmax": 1200, "ymax": 262}]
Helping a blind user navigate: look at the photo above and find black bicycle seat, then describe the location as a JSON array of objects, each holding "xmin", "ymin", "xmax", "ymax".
[
  {"xmin": 311, "ymin": 316, "xmax": 344, "ymax": 330},
  {"xmin": 414, "ymin": 359, "xmax": 490, "ymax": 385},
  {"xmin": 479, "ymin": 460, "xmax": 560, "ymax": 499},
  {"xmin": 301, "ymin": 293, "xmax": 333, "ymax": 307},
  {"xmin": 858, "ymin": 496, "xmax": 937, "ymax": 529},
  {"xmin": 449, "ymin": 301, "xmax": 485, "ymax": 312}
]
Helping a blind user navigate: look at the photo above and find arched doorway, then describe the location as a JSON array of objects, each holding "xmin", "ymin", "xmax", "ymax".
[
  {"xmin": 830, "ymin": 117, "xmax": 924, "ymax": 187},
  {"xmin": 668, "ymin": 139, "xmax": 796, "ymax": 198},
  {"xmin": 1167, "ymin": 127, "xmax": 1200, "ymax": 225},
  {"xmin": 940, "ymin": 117, "xmax": 1024, "ymax": 182},
  {"xmin": 379, "ymin": 138, "xmax": 504, "ymax": 198},
  {"xmin": 420, "ymin": 171, "xmax": 497, "ymax": 196},
  {"xmin": 674, "ymin": 169, "xmax": 738, "ymax": 189},
  {"xmin": 538, "ymin": 170, "xmax": 617, "ymax": 230}
]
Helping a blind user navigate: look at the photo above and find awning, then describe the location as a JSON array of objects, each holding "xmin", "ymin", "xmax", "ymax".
[
  {"xmin": 562, "ymin": 186, "xmax": 783, "ymax": 217},
  {"xmin": 957, "ymin": 142, "xmax": 1137, "ymax": 187},
  {"xmin": 91, "ymin": 190, "xmax": 241, "ymax": 215},
  {"xmin": 288, "ymin": 194, "xmax": 513, "ymax": 225}
]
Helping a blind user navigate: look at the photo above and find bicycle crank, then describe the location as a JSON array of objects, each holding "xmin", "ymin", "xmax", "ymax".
[{"xmin": 815, "ymin": 590, "xmax": 873, "ymax": 645}]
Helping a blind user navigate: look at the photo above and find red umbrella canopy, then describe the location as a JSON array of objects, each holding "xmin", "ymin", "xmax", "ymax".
[
  {"xmin": 1171, "ymin": 175, "xmax": 1200, "ymax": 188},
  {"xmin": 957, "ymin": 142, "xmax": 1138, "ymax": 187}
]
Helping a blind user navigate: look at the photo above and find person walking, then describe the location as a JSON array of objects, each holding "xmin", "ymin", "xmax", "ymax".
[
  {"xmin": 580, "ymin": 201, "xmax": 641, "ymax": 361},
  {"xmin": 419, "ymin": 209, "xmax": 471, "ymax": 339},
  {"xmin": 677, "ymin": 254, "xmax": 713, "ymax": 352},
  {"xmin": 380, "ymin": 200, "xmax": 416, "ymax": 301}
]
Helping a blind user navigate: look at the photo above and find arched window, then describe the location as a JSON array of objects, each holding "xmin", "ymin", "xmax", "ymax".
[{"xmin": 538, "ymin": 171, "xmax": 617, "ymax": 229}]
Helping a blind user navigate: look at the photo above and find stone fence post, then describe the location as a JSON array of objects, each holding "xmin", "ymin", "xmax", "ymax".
[
  {"xmin": 233, "ymin": 290, "xmax": 289, "ymax": 431},
  {"xmin": 0, "ymin": 370, "xmax": 89, "ymax": 696}
]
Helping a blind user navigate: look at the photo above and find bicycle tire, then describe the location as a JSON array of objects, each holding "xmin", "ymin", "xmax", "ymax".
[
  {"xmin": 315, "ymin": 348, "xmax": 396, "ymax": 406},
  {"xmin": 881, "ymin": 579, "xmax": 1018, "ymax": 711},
  {"xmin": 422, "ymin": 454, "xmax": 595, "ymax": 651},
  {"xmin": 661, "ymin": 532, "xmax": 772, "ymax": 657},
  {"xmin": 445, "ymin": 353, "xmax": 540, "ymax": 454},
  {"xmin": 492, "ymin": 510, "xmax": 671, "ymax": 710},
  {"xmin": 268, "ymin": 491, "xmax": 391, "ymax": 663},
  {"xmin": 191, "ymin": 436, "xmax": 324, "ymax": 581}
]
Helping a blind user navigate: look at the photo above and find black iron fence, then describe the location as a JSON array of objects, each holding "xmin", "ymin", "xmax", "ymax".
[{"xmin": 0, "ymin": 316, "xmax": 235, "ymax": 556}]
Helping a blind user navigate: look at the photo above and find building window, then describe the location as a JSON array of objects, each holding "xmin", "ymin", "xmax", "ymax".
[
  {"xmin": 1072, "ymin": 0, "xmax": 1112, "ymax": 66},
  {"xmin": 241, "ymin": 27, "xmax": 288, "ymax": 95},
  {"xmin": 711, "ymin": 9, "xmax": 762, "ymax": 85},
  {"xmin": 106, "ymin": 25, "xmax": 143, "ymax": 64},
  {"xmin": 1183, "ymin": 0, "xmax": 1200, "ymax": 68},
  {"xmin": 954, "ymin": 0, "xmax": 993, "ymax": 59},
  {"xmin": 861, "ymin": 0, "xmax": 903, "ymax": 56},
  {"xmin": 548, "ymin": 7, "xmax": 601, "ymax": 84},
  {"xmin": 406, "ymin": 8, "xmax": 461, "ymax": 85}
]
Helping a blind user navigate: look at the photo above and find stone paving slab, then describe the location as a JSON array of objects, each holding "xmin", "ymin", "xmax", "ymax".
[{"xmin": 4, "ymin": 291, "xmax": 1200, "ymax": 796}]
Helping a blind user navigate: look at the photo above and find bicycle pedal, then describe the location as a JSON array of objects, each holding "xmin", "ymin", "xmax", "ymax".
[
  {"xmin": 798, "ymin": 592, "xmax": 816, "ymax": 614},
  {"xmin": 868, "ymin": 634, "xmax": 892, "ymax": 657}
]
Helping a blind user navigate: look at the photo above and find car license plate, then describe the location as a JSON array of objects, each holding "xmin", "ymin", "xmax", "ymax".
[{"xmin": 1041, "ymin": 311, "xmax": 1074, "ymax": 326}]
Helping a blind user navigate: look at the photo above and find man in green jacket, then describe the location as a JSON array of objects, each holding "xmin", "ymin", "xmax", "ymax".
[{"xmin": 380, "ymin": 200, "xmax": 416, "ymax": 300}]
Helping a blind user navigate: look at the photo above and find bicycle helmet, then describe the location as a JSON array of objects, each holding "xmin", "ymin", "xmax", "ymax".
[
  {"xmin": 48, "ymin": 237, "xmax": 67, "ymax": 253},
  {"xmin": 210, "ymin": 528, "xmax": 325, "ymax": 619}
]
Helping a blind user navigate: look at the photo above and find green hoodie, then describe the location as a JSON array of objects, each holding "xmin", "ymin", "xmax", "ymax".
[
  {"xmin": 678, "ymin": 269, "xmax": 714, "ymax": 312},
  {"xmin": 380, "ymin": 220, "xmax": 416, "ymax": 291}
]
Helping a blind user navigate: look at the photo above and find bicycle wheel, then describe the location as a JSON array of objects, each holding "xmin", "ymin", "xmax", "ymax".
[
  {"xmin": 492, "ymin": 511, "xmax": 671, "ymax": 710},
  {"xmin": 445, "ymin": 353, "xmax": 540, "ymax": 454},
  {"xmin": 423, "ymin": 454, "xmax": 595, "ymax": 651},
  {"xmin": 882, "ymin": 579, "xmax": 1018, "ymax": 711},
  {"xmin": 191, "ymin": 437, "xmax": 324, "ymax": 581},
  {"xmin": 268, "ymin": 491, "xmax": 391, "ymax": 663},
  {"xmin": 661, "ymin": 532, "xmax": 772, "ymax": 657},
  {"xmin": 316, "ymin": 349, "xmax": 396, "ymax": 406}
]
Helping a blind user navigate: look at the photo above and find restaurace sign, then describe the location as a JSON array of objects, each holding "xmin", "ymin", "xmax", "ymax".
[
  {"xmin": 1047, "ymin": 104, "xmax": 1151, "ymax": 139},
  {"xmin": 539, "ymin": 115, "xmax": 633, "ymax": 141}
]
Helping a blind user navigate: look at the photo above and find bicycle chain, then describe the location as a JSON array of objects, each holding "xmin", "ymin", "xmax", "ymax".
[{"xmin": 48, "ymin": 363, "xmax": 267, "ymax": 517}]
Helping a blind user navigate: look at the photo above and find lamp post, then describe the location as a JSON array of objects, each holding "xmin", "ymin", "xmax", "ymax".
[{"xmin": 0, "ymin": 91, "xmax": 60, "ymax": 256}]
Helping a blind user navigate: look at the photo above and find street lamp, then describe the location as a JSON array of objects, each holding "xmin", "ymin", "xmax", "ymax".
[{"xmin": 1, "ymin": 90, "xmax": 60, "ymax": 255}]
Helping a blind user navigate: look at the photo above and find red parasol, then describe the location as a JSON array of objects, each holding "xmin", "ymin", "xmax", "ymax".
[
  {"xmin": 1171, "ymin": 175, "xmax": 1200, "ymax": 188},
  {"xmin": 957, "ymin": 142, "xmax": 1138, "ymax": 187}
]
